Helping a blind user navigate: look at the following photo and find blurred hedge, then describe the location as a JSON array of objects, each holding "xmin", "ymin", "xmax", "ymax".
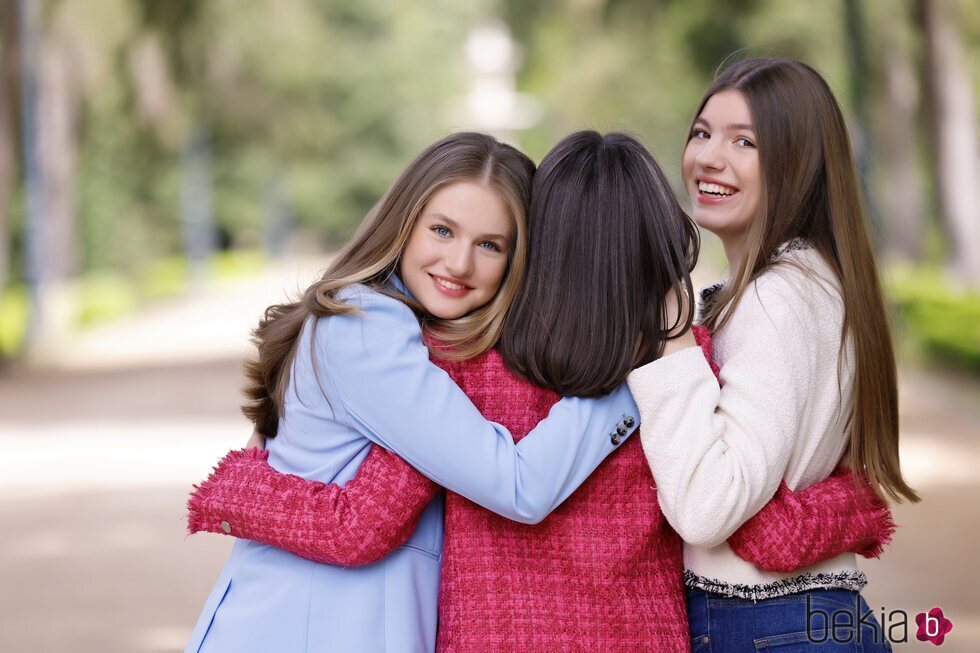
[{"xmin": 889, "ymin": 270, "xmax": 980, "ymax": 372}]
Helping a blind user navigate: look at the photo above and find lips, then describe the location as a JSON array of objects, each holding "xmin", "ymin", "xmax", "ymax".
[
  {"xmin": 695, "ymin": 177, "xmax": 739, "ymax": 205},
  {"xmin": 429, "ymin": 273, "xmax": 471, "ymax": 298}
]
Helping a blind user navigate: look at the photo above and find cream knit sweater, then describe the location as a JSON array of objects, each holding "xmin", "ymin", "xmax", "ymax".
[{"xmin": 627, "ymin": 242, "xmax": 865, "ymax": 598}]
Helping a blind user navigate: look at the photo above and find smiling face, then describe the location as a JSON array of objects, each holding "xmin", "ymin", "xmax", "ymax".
[
  {"xmin": 399, "ymin": 180, "xmax": 513, "ymax": 320},
  {"xmin": 682, "ymin": 90, "xmax": 762, "ymax": 262}
]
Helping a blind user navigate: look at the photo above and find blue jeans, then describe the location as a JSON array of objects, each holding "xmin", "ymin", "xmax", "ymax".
[{"xmin": 687, "ymin": 588, "xmax": 894, "ymax": 652}]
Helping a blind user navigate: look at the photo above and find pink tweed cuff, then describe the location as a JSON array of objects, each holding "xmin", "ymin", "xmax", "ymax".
[{"xmin": 187, "ymin": 446, "xmax": 439, "ymax": 566}]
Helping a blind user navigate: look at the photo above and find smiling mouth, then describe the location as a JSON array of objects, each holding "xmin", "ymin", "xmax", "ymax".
[
  {"xmin": 697, "ymin": 180, "xmax": 738, "ymax": 198},
  {"xmin": 430, "ymin": 274, "xmax": 471, "ymax": 294}
]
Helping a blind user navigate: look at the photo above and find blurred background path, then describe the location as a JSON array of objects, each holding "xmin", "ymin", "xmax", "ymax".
[{"xmin": 0, "ymin": 261, "xmax": 977, "ymax": 652}]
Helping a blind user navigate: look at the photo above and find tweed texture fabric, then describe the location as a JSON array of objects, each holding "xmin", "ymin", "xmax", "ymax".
[
  {"xmin": 434, "ymin": 347, "xmax": 689, "ymax": 652},
  {"xmin": 726, "ymin": 467, "xmax": 894, "ymax": 574},
  {"xmin": 188, "ymin": 445, "xmax": 439, "ymax": 566}
]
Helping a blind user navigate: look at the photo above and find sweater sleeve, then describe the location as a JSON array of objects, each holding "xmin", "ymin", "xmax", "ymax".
[
  {"xmin": 628, "ymin": 271, "xmax": 824, "ymax": 547},
  {"xmin": 187, "ymin": 447, "xmax": 440, "ymax": 566},
  {"xmin": 728, "ymin": 467, "xmax": 896, "ymax": 573}
]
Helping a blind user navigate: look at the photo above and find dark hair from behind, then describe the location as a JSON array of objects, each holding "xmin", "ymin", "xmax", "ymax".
[{"xmin": 499, "ymin": 131, "xmax": 699, "ymax": 398}]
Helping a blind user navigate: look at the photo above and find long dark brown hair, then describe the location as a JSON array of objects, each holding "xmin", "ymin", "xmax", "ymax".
[
  {"xmin": 243, "ymin": 133, "xmax": 535, "ymax": 437},
  {"xmin": 499, "ymin": 131, "xmax": 699, "ymax": 397},
  {"xmin": 692, "ymin": 57, "xmax": 918, "ymax": 503}
]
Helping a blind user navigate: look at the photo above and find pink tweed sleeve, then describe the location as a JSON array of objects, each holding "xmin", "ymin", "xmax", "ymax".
[
  {"xmin": 187, "ymin": 446, "xmax": 440, "ymax": 566},
  {"xmin": 728, "ymin": 466, "xmax": 896, "ymax": 573}
]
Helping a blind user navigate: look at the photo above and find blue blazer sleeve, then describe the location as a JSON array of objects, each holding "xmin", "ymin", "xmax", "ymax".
[{"xmin": 316, "ymin": 287, "xmax": 640, "ymax": 524}]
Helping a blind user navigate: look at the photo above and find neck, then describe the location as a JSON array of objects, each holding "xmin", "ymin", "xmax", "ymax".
[{"xmin": 721, "ymin": 234, "xmax": 747, "ymax": 278}]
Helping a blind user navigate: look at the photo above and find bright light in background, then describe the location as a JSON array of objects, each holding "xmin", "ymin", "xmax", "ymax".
[{"xmin": 457, "ymin": 21, "xmax": 542, "ymax": 140}]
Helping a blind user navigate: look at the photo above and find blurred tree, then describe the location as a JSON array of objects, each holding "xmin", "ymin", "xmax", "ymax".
[
  {"xmin": 0, "ymin": 2, "xmax": 19, "ymax": 295},
  {"xmin": 843, "ymin": 0, "xmax": 879, "ymax": 238},
  {"xmin": 875, "ymin": 0, "xmax": 925, "ymax": 261},
  {"xmin": 917, "ymin": 0, "xmax": 980, "ymax": 285},
  {"xmin": 38, "ymin": 6, "xmax": 82, "ymax": 283}
]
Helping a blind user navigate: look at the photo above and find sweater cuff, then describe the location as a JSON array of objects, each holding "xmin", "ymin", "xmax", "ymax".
[{"xmin": 628, "ymin": 346, "xmax": 715, "ymax": 408}]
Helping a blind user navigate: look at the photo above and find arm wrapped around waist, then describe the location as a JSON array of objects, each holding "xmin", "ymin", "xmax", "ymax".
[{"xmin": 187, "ymin": 447, "xmax": 440, "ymax": 566}]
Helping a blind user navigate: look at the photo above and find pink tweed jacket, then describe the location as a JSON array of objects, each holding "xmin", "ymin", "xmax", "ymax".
[{"xmin": 189, "ymin": 328, "xmax": 893, "ymax": 652}]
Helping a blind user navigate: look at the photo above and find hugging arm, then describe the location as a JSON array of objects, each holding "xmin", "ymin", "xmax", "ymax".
[
  {"xmin": 728, "ymin": 467, "xmax": 895, "ymax": 573},
  {"xmin": 314, "ymin": 289, "xmax": 637, "ymax": 524},
  {"xmin": 188, "ymin": 446, "xmax": 439, "ymax": 566},
  {"xmin": 186, "ymin": 349, "xmax": 473, "ymax": 565}
]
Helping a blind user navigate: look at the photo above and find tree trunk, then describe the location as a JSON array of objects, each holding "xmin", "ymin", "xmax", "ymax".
[
  {"xmin": 843, "ymin": 0, "xmax": 879, "ymax": 240},
  {"xmin": 27, "ymin": 9, "xmax": 82, "ymax": 352},
  {"xmin": 878, "ymin": 0, "xmax": 925, "ymax": 262},
  {"xmin": 917, "ymin": 0, "xmax": 980, "ymax": 285},
  {"xmin": 38, "ymin": 20, "xmax": 79, "ymax": 283},
  {"xmin": 0, "ymin": 2, "xmax": 19, "ymax": 294}
]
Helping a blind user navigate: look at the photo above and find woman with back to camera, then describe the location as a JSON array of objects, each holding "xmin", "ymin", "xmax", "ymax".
[
  {"xmin": 628, "ymin": 58, "xmax": 916, "ymax": 650},
  {"xmin": 189, "ymin": 130, "xmax": 894, "ymax": 652}
]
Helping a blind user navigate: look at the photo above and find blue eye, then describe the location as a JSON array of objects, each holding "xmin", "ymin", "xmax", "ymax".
[
  {"xmin": 479, "ymin": 241, "xmax": 502, "ymax": 252},
  {"xmin": 431, "ymin": 225, "xmax": 451, "ymax": 237}
]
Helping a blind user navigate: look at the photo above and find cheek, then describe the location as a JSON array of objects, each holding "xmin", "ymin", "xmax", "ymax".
[
  {"xmin": 481, "ymin": 257, "xmax": 509, "ymax": 293},
  {"xmin": 681, "ymin": 150, "xmax": 695, "ymax": 181}
]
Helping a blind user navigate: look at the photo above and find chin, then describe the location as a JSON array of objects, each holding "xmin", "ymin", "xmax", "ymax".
[{"xmin": 427, "ymin": 303, "xmax": 468, "ymax": 320}]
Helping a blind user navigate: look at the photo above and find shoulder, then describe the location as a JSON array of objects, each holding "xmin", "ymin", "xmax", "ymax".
[
  {"xmin": 742, "ymin": 244, "xmax": 843, "ymax": 323},
  {"xmin": 316, "ymin": 283, "xmax": 422, "ymax": 352},
  {"xmin": 332, "ymin": 283, "xmax": 418, "ymax": 324}
]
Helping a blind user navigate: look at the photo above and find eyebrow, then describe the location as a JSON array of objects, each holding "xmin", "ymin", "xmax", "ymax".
[
  {"xmin": 425, "ymin": 212, "xmax": 510, "ymax": 241},
  {"xmin": 694, "ymin": 117, "xmax": 755, "ymax": 132}
]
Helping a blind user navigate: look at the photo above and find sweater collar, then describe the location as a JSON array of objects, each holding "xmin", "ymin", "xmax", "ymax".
[{"xmin": 697, "ymin": 238, "xmax": 813, "ymax": 322}]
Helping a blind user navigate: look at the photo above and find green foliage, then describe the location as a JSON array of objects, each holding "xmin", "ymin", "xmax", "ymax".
[
  {"xmin": 211, "ymin": 250, "xmax": 266, "ymax": 281},
  {"xmin": 3, "ymin": 0, "xmax": 978, "ymax": 368},
  {"xmin": 889, "ymin": 269, "xmax": 980, "ymax": 372},
  {"xmin": 15, "ymin": 0, "xmax": 491, "ymax": 291},
  {"xmin": 77, "ymin": 274, "xmax": 139, "ymax": 325},
  {"xmin": 139, "ymin": 257, "xmax": 189, "ymax": 300},
  {"xmin": 0, "ymin": 286, "xmax": 27, "ymax": 357}
]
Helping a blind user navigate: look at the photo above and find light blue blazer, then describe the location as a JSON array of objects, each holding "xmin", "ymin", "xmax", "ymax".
[{"xmin": 186, "ymin": 280, "xmax": 639, "ymax": 653}]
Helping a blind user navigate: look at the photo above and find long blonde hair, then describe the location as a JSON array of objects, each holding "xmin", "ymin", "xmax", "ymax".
[
  {"xmin": 243, "ymin": 132, "xmax": 534, "ymax": 437},
  {"xmin": 694, "ymin": 58, "xmax": 918, "ymax": 503}
]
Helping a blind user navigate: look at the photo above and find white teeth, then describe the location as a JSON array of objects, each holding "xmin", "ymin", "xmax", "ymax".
[
  {"xmin": 699, "ymin": 181, "xmax": 735, "ymax": 196},
  {"xmin": 434, "ymin": 277, "xmax": 465, "ymax": 291}
]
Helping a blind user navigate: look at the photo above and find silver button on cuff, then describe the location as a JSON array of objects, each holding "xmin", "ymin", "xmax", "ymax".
[
  {"xmin": 623, "ymin": 415, "xmax": 635, "ymax": 428},
  {"xmin": 220, "ymin": 520, "xmax": 232, "ymax": 534}
]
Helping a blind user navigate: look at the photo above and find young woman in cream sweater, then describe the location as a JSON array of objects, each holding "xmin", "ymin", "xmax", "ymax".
[{"xmin": 628, "ymin": 58, "xmax": 917, "ymax": 650}]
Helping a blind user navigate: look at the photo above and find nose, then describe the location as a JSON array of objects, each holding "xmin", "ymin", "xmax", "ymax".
[
  {"xmin": 694, "ymin": 138, "xmax": 725, "ymax": 171},
  {"xmin": 444, "ymin": 242, "xmax": 474, "ymax": 279}
]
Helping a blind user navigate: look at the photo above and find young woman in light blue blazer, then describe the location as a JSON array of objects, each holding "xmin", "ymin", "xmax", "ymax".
[{"xmin": 185, "ymin": 133, "xmax": 646, "ymax": 653}]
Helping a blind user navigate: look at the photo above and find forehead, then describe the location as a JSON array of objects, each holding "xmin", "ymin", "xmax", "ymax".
[
  {"xmin": 423, "ymin": 180, "xmax": 513, "ymax": 235},
  {"xmin": 698, "ymin": 90, "xmax": 753, "ymax": 126}
]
